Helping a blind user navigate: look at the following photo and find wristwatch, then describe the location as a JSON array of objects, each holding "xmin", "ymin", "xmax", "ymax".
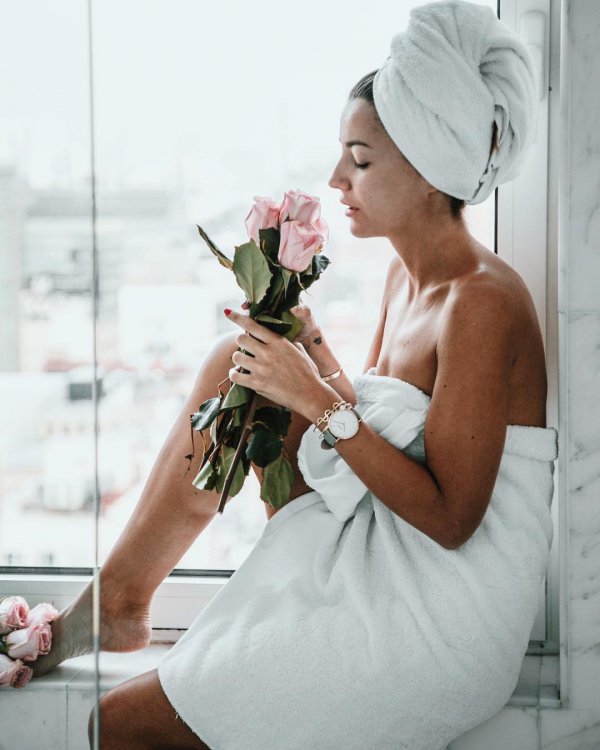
[{"xmin": 319, "ymin": 404, "xmax": 363, "ymax": 450}]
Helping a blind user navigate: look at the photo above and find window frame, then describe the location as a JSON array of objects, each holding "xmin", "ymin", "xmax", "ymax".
[
  {"xmin": 496, "ymin": 0, "xmax": 560, "ymax": 655},
  {"xmin": 0, "ymin": 0, "xmax": 564, "ymax": 699}
]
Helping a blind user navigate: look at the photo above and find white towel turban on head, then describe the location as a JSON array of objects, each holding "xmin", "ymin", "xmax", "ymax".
[{"xmin": 372, "ymin": 0, "xmax": 539, "ymax": 205}]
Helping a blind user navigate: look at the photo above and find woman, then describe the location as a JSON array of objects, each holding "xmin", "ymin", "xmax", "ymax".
[{"xmin": 32, "ymin": 2, "xmax": 558, "ymax": 749}]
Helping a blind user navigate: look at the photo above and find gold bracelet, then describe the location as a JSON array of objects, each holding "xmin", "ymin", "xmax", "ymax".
[
  {"xmin": 321, "ymin": 366, "xmax": 343, "ymax": 382},
  {"xmin": 313, "ymin": 400, "xmax": 346, "ymax": 433}
]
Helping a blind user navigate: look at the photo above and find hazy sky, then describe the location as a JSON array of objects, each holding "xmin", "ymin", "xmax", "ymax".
[{"xmin": 0, "ymin": 0, "xmax": 495, "ymax": 191}]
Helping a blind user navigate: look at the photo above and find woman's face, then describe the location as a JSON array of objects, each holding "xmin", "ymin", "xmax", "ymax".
[{"xmin": 328, "ymin": 98, "xmax": 434, "ymax": 238}]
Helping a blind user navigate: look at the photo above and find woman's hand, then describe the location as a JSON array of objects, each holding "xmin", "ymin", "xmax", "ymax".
[
  {"xmin": 241, "ymin": 300, "xmax": 321, "ymax": 348},
  {"xmin": 226, "ymin": 308, "xmax": 323, "ymax": 415},
  {"xmin": 288, "ymin": 304, "xmax": 321, "ymax": 348}
]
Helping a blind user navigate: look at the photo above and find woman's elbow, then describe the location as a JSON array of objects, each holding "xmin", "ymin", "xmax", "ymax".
[
  {"xmin": 440, "ymin": 510, "xmax": 474, "ymax": 550},
  {"xmin": 441, "ymin": 493, "xmax": 489, "ymax": 550}
]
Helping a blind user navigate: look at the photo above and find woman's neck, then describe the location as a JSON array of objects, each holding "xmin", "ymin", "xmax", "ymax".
[{"xmin": 388, "ymin": 216, "xmax": 479, "ymax": 296}]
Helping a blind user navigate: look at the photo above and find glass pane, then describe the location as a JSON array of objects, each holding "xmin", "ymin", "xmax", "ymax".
[
  {"xmin": 1, "ymin": 0, "xmax": 497, "ymax": 575},
  {"xmin": 90, "ymin": 0, "xmax": 497, "ymax": 573},
  {"xmin": 0, "ymin": 1, "xmax": 96, "ymax": 568}
]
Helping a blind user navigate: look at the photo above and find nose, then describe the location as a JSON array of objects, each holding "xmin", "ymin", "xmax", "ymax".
[{"xmin": 328, "ymin": 159, "xmax": 348, "ymax": 191}]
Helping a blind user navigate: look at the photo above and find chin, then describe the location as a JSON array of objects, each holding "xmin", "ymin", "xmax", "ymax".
[
  {"xmin": 347, "ymin": 216, "xmax": 366, "ymax": 236},
  {"xmin": 349, "ymin": 224, "xmax": 375, "ymax": 239}
]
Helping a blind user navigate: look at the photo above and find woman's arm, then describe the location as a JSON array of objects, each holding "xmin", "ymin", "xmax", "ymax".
[
  {"xmin": 297, "ymin": 257, "xmax": 392, "ymax": 405},
  {"xmin": 298, "ymin": 326, "xmax": 357, "ymax": 405},
  {"xmin": 301, "ymin": 282, "xmax": 516, "ymax": 550}
]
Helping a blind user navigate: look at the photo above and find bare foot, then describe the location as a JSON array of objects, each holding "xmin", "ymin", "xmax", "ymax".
[{"xmin": 31, "ymin": 580, "xmax": 152, "ymax": 678}]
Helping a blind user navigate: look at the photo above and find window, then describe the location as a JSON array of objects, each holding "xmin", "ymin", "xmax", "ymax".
[{"xmin": 0, "ymin": 0, "xmax": 557, "ymax": 657}]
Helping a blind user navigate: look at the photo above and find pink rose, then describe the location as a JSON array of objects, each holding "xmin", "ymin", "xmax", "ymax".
[
  {"xmin": 0, "ymin": 596, "xmax": 30, "ymax": 635},
  {"xmin": 244, "ymin": 195, "xmax": 281, "ymax": 245},
  {"xmin": 0, "ymin": 654, "xmax": 33, "ymax": 689},
  {"xmin": 5, "ymin": 620, "xmax": 52, "ymax": 661},
  {"xmin": 278, "ymin": 221, "xmax": 326, "ymax": 273},
  {"xmin": 312, "ymin": 217, "xmax": 329, "ymax": 248},
  {"xmin": 278, "ymin": 188, "xmax": 322, "ymax": 226},
  {"xmin": 25, "ymin": 602, "xmax": 59, "ymax": 628}
]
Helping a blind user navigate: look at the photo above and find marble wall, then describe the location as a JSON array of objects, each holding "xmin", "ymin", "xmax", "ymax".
[
  {"xmin": 454, "ymin": 1, "xmax": 600, "ymax": 746},
  {"xmin": 539, "ymin": 0, "xmax": 600, "ymax": 746}
]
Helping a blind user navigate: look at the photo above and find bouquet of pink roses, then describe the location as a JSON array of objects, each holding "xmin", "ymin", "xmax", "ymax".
[
  {"xmin": 188, "ymin": 188, "xmax": 330, "ymax": 515},
  {"xmin": 0, "ymin": 595, "xmax": 58, "ymax": 688}
]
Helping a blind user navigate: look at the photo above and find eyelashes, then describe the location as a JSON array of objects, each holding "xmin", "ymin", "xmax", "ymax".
[{"xmin": 352, "ymin": 160, "xmax": 370, "ymax": 169}]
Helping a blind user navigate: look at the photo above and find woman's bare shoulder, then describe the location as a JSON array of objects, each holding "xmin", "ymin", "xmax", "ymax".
[{"xmin": 447, "ymin": 247, "xmax": 538, "ymax": 331}]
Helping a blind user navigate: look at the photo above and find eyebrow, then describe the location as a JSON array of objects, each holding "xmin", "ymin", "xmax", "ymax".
[{"xmin": 338, "ymin": 138, "xmax": 373, "ymax": 149}]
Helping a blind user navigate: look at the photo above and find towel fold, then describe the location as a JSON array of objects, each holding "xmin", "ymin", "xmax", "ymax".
[{"xmin": 373, "ymin": 0, "xmax": 539, "ymax": 204}]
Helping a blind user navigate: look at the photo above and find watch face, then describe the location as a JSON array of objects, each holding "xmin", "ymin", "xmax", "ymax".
[{"xmin": 328, "ymin": 409, "xmax": 359, "ymax": 439}]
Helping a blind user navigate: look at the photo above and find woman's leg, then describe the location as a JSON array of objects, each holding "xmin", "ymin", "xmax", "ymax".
[
  {"xmin": 88, "ymin": 668, "xmax": 211, "ymax": 750},
  {"xmin": 31, "ymin": 332, "xmax": 241, "ymax": 677},
  {"xmin": 32, "ymin": 331, "xmax": 314, "ymax": 678}
]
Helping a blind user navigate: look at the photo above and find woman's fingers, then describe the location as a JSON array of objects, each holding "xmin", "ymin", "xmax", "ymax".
[
  {"xmin": 235, "ymin": 331, "xmax": 266, "ymax": 353},
  {"xmin": 232, "ymin": 350, "xmax": 257, "ymax": 370},
  {"xmin": 224, "ymin": 309, "xmax": 279, "ymax": 344}
]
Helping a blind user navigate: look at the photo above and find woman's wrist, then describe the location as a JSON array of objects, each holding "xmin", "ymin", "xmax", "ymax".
[{"xmin": 298, "ymin": 328, "xmax": 341, "ymax": 377}]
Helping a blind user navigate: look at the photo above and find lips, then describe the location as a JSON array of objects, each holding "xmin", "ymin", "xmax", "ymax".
[{"xmin": 340, "ymin": 200, "xmax": 358, "ymax": 216}]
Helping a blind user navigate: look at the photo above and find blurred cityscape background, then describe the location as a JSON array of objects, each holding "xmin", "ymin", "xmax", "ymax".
[{"xmin": 0, "ymin": 0, "xmax": 494, "ymax": 571}]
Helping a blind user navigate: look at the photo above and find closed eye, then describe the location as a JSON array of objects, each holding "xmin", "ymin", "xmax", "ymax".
[{"xmin": 352, "ymin": 160, "xmax": 370, "ymax": 169}]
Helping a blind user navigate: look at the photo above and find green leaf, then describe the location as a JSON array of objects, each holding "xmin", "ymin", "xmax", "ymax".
[
  {"xmin": 313, "ymin": 252, "xmax": 330, "ymax": 276},
  {"xmin": 190, "ymin": 397, "xmax": 222, "ymax": 432},
  {"xmin": 215, "ymin": 444, "xmax": 246, "ymax": 497},
  {"xmin": 280, "ymin": 310, "xmax": 304, "ymax": 343},
  {"xmin": 240, "ymin": 453, "xmax": 251, "ymax": 476},
  {"xmin": 210, "ymin": 413, "xmax": 218, "ymax": 445},
  {"xmin": 231, "ymin": 407, "xmax": 245, "ymax": 427},
  {"xmin": 255, "ymin": 313, "xmax": 292, "ymax": 336},
  {"xmin": 298, "ymin": 252, "xmax": 331, "ymax": 292},
  {"xmin": 270, "ymin": 270, "xmax": 285, "ymax": 299},
  {"xmin": 281, "ymin": 268, "xmax": 293, "ymax": 297},
  {"xmin": 221, "ymin": 383, "xmax": 252, "ymax": 410},
  {"xmin": 233, "ymin": 239, "xmax": 272, "ymax": 305},
  {"xmin": 258, "ymin": 227, "xmax": 282, "ymax": 266},
  {"xmin": 253, "ymin": 405, "xmax": 292, "ymax": 437},
  {"xmin": 192, "ymin": 459, "xmax": 218, "ymax": 491},
  {"xmin": 196, "ymin": 224, "xmax": 233, "ymax": 270},
  {"xmin": 260, "ymin": 454, "xmax": 294, "ymax": 509},
  {"xmin": 245, "ymin": 426, "xmax": 283, "ymax": 468}
]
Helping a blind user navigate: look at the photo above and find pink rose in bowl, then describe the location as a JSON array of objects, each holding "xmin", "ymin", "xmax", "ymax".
[
  {"xmin": 244, "ymin": 196, "xmax": 281, "ymax": 246},
  {"xmin": 0, "ymin": 595, "xmax": 30, "ymax": 635},
  {"xmin": 0, "ymin": 654, "xmax": 33, "ymax": 689},
  {"xmin": 278, "ymin": 188, "xmax": 322, "ymax": 226},
  {"xmin": 5, "ymin": 620, "xmax": 52, "ymax": 662},
  {"xmin": 278, "ymin": 221, "xmax": 327, "ymax": 273},
  {"xmin": 25, "ymin": 602, "xmax": 59, "ymax": 628}
]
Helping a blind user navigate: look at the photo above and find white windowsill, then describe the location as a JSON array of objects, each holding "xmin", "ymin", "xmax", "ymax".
[
  {"xmin": 17, "ymin": 644, "xmax": 560, "ymax": 708},
  {"xmin": 1, "ymin": 574, "xmax": 562, "ymax": 708},
  {"xmin": 16, "ymin": 647, "xmax": 560, "ymax": 709}
]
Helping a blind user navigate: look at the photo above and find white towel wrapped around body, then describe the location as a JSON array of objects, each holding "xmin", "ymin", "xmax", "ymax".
[{"xmin": 158, "ymin": 368, "xmax": 558, "ymax": 750}]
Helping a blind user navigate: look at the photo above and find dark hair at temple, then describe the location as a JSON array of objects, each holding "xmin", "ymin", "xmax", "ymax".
[
  {"xmin": 348, "ymin": 69, "xmax": 384, "ymax": 128},
  {"xmin": 348, "ymin": 69, "xmax": 468, "ymax": 220}
]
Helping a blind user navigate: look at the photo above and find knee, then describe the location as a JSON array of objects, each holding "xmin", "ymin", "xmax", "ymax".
[
  {"xmin": 196, "ymin": 332, "xmax": 239, "ymax": 391},
  {"xmin": 87, "ymin": 689, "xmax": 127, "ymax": 749}
]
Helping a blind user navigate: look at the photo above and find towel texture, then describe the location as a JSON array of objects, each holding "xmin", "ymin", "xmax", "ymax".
[
  {"xmin": 372, "ymin": 0, "xmax": 539, "ymax": 204},
  {"xmin": 157, "ymin": 368, "xmax": 557, "ymax": 750}
]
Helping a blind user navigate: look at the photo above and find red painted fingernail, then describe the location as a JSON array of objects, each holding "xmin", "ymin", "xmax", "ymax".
[{"xmin": 224, "ymin": 308, "xmax": 231, "ymax": 316}]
